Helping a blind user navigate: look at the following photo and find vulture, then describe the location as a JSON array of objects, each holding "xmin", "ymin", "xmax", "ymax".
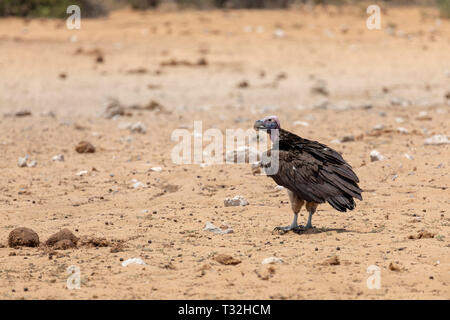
[{"xmin": 254, "ymin": 115, "xmax": 362, "ymax": 231}]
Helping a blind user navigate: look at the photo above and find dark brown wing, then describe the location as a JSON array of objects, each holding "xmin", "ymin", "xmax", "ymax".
[{"xmin": 261, "ymin": 149, "xmax": 362, "ymax": 212}]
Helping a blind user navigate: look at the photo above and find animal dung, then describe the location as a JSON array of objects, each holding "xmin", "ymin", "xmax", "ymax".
[
  {"xmin": 75, "ymin": 141, "xmax": 96, "ymax": 153},
  {"xmin": 8, "ymin": 227, "xmax": 40, "ymax": 248},
  {"xmin": 213, "ymin": 254, "xmax": 241, "ymax": 266}
]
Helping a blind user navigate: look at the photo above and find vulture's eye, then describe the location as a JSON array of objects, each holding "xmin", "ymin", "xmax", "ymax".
[{"xmin": 267, "ymin": 119, "xmax": 272, "ymax": 122}]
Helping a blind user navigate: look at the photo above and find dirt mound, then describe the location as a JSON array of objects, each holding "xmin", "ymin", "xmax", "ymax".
[{"xmin": 46, "ymin": 229, "xmax": 78, "ymax": 245}]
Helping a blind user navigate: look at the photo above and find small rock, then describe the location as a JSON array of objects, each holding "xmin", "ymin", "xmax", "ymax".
[
  {"xmin": 214, "ymin": 254, "xmax": 241, "ymax": 265},
  {"xmin": 75, "ymin": 141, "xmax": 95, "ymax": 153},
  {"xmin": 130, "ymin": 122, "xmax": 147, "ymax": 134},
  {"xmin": 310, "ymin": 80, "xmax": 329, "ymax": 96},
  {"xmin": 389, "ymin": 262, "xmax": 402, "ymax": 272},
  {"xmin": 416, "ymin": 111, "xmax": 432, "ymax": 121},
  {"xmin": 274, "ymin": 185, "xmax": 284, "ymax": 192},
  {"xmin": 224, "ymin": 195, "xmax": 249, "ymax": 207},
  {"xmin": 131, "ymin": 179, "xmax": 146, "ymax": 189},
  {"xmin": 404, "ymin": 153, "xmax": 414, "ymax": 160},
  {"xmin": 262, "ymin": 257, "xmax": 283, "ymax": 265},
  {"xmin": 8, "ymin": 227, "xmax": 39, "ymax": 248},
  {"xmin": 150, "ymin": 167, "xmax": 162, "ymax": 172},
  {"xmin": 373, "ymin": 124, "xmax": 385, "ymax": 131},
  {"xmin": 14, "ymin": 110, "xmax": 32, "ymax": 117},
  {"xmin": 52, "ymin": 154, "xmax": 64, "ymax": 162},
  {"xmin": 273, "ymin": 28, "xmax": 285, "ymax": 38},
  {"xmin": 408, "ymin": 231, "xmax": 435, "ymax": 239},
  {"xmin": 370, "ymin": 150, "xmax": 384, "ymax": 162},
  {"xmin": 102, "ymin": 99, "xmax": 125, "ymax": 119},
  {"xmin": 322, "ymin": 256, "xmax": 340, "ymax": 266},
  {"xmin": 397, "ymin": 127, "xmax": 409, "ymax": 134},
  {"xmin": 237, "ymin": 80, "xmax": 249, "ymax": 88},
  {"xmin": 424, "ymin": 135, "xmax": 450, "ymax": 145},
  {"xmin": 122, "ymin": 258, "xmax": 146, "ymax": 267},
  {"xmin": 203, "ymin": 222, "xmax": 234, "ymax": 235},
  {"xmin": 251, "ymin": 161, "xmax": 261, "ymax": 175},
  {"xmin": 27, "ymin": 160, "xmax": 37, "ymax": 168},
  {"xmin": 18, "ymin": 156, "xmax": 28, "ymax": 167},
  {"xmin": 293, "ymin": 121, "xmax": 309, "ymax": 127},
  {"xmin": 340, "ymin": 135, "xmax": 355, "ymax": 143},
  {"xmin": 76, "ymin": 170, "xmax": 88, "ymax": 176}
]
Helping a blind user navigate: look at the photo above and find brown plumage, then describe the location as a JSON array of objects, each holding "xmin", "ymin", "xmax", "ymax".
[{"xmin": 254, "ymin": 115, "xmax": 362, "ymax": 231}]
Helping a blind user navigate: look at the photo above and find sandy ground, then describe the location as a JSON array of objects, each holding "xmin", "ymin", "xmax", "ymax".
[{"xmin": 0, "ymin": 5, "xmax": 449, "ymax": 300}]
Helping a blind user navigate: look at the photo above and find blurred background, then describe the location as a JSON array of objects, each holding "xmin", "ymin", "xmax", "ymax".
[
  {"xmin": 0, "ymin": 0, "xmax": 449, "ymax": 116},
  {"xmin": 1, "ymin": 0, "xmax": 449, "ymax": 18}
]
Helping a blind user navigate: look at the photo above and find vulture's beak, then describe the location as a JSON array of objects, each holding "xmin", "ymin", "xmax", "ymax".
[{"xmin": 254, "ymin": 119, "xmax": 265, "ymax": 130}]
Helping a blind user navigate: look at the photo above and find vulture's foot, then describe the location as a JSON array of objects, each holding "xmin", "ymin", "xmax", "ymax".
[{"xmin": 273, "ymin": 225, "xmax": 306, "ymax": 235}]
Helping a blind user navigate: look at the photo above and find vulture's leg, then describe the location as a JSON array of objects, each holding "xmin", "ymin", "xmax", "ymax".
[
  {"xmin": 275, "ymin": 190, "xmax": 304, "ymax": 231},
  {"xmin": 305, "ymin": 202, "xmax": 318, "ymax": 229}
]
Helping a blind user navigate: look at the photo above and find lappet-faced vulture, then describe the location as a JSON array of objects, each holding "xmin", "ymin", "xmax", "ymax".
[{"xmin": 254, "ymin": 115, "xmax": 362, "ymax": 232}]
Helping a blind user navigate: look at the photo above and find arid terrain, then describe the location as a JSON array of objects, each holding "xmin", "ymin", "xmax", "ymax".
[{"xmin": 0, "ymin": 5, "xmax": 449, "ymax": 299}]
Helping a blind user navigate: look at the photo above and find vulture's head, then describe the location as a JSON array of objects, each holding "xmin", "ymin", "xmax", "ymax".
[{"xmin": 253, "ymin": 115, "xmax": 281, "ymax": 132}]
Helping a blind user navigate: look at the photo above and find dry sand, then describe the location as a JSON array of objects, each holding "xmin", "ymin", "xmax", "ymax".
[{"xmin": 0, "ymin": 6, "xmax": 449, "ymax": 299}]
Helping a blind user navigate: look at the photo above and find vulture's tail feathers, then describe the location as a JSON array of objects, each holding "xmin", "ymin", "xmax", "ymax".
[{"xmin": 327, "ymin": 195, "xmax": 356, "ymax": 212}]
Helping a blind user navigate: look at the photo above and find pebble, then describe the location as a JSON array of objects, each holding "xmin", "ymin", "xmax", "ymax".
[
  {"xmin": 52, "ymin": 154, "xmax": 64, "ymax": 162},
  {"xmin": 224, "ymin": 195, "xmax": 249, "ymax": 207},
  {"xmin": 76, "ymin": 170, "xmax": 88, "ymax": 176},
  {"xmin": 18, "ymin": 156, "xmax": 28, "ymax": 167},
  {"xmin": 251, "ymin": 161, "xmax": 261, "ymax": 175},
  {"xmin": 370, "ymin": 150, "xmax": 384, "ymax": 162},
  {"xmin": 131, "ymin": 179, "xmax": 146, "ymax": 189},
  {"xmin": 121, "ymin": 258, "xmax": 146, "ymax": 267},
  {"xmin": 203, "ymin": 222, "xmax": 234, "ymax": 235},
  {"xmin": 293, "ymin": 121, "xmax": 309, "ymax": 127},
  {"xmin": 424, "ymin": 135, "xmax": 450, "ymax": 145},
  {"xmin": 262, "ymin": 257, "xmax": 283, "ymax": 265}
]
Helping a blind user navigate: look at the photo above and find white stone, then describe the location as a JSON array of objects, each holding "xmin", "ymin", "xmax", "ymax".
[
  {"xmin": 121, "ymin": 258, "xmax": 146, "ymax": 267},
  {"xmin": 224, "ymin": 195, "xmax": 249, "ymax": 207},
  {"xmin": 424, "ymin": 135, "xmax": 450, "ymax": 145},
  {"xmin": 370, "ymin": 150, "xmax": 384, "ymax": 162},
  {"xmin": 18, "ymin": 155, "xmax": 28, "ymax": 167},
  {"xmin": 262, "ymin": 257, "xmax": 284, "ymax": 265},
  {"xmin": 52, "ymin": 154, "xmax": 64, "ymax": 162},
  {"xmin": 203, "ymin": 221, "xmax": 234, "ymax": 235},
  {"xmin": 397, "ymin": 127, "xmax": 409, "ymax": 134},
  {"xmin": 293, "ymin": 121, "xmax": 309, "ymax": 127}
]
